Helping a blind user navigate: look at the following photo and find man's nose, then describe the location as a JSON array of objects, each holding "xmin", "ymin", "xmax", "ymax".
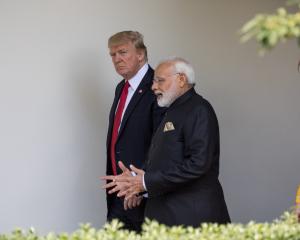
[
  {"xmin": 151, "ymin": 81, "xmax": 157, "ymax": 91},
  {"xmin": 113, "ymin": 53, "xmax": 121, "ymax": 63}
]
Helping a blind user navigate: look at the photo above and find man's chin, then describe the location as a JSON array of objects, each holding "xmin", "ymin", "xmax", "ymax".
[
  {"xmin": 116, "ymin": 69, "xmax": 128, "ymax": 77},
  {"xmin": 157, "ymin": 99, "xmax": 170, "ymax": 107}
]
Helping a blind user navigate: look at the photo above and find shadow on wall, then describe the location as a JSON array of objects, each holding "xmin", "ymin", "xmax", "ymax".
[{"xmin": 65, "ymin": 49, "xmax": 110, "ymax": 227}]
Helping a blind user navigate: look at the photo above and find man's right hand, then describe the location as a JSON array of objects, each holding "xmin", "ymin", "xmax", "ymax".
[{"xmin": 124, "ymin": 195, "xmax": 143, "ymax": 210}]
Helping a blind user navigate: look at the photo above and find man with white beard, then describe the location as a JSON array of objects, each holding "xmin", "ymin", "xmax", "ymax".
[{"xmin": 102, "ymin": 57, "xmax": 230, "ymax": 227}]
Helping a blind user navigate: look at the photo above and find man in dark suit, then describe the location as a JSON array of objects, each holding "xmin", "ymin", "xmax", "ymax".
[
  {"xmin": 105, "ymin": 31, "xmax": 164, "ymax": 231},
  {"xmin": 102, "ymin": 57, "xmax": 230, "ymax": 227}
]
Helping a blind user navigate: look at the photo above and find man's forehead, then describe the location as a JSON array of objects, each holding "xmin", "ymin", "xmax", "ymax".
[
  {"xmin": 109, "ymin": 42, "xmax": 133, "ymax": 50},
  {"xmin": 155, "ymin": 64, "xmax": 173, "ymax": 76}
]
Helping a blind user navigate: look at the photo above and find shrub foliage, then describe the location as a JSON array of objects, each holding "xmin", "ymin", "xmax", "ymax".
[{"xmin": 0, "ymin": 211, "xmax": 299, "ymax": 240}]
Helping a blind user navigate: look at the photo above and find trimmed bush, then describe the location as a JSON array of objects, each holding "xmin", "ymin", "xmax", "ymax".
[{"xmin": 1, "ymin": 211, "xmax": 299, "ymax": 240}]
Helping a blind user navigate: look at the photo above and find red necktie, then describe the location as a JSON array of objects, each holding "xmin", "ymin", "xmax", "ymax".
[{"xmin": 110, "ymin": 81, "xmax": 130, "ymax": 175}]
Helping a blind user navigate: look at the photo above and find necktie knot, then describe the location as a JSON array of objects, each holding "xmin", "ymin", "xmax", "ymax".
[{"xmin": 124, "ymin": 80, "xmax": 130, "ymax": 91}]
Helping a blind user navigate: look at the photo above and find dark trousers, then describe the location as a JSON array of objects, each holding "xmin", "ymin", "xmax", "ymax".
[{"xmin": 107, "ymin": 195, "xmax": 146, "ymax": 232}]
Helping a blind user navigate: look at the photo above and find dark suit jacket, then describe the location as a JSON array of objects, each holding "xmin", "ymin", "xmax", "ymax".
[
  {"xmin": 144, "ymin": 88, "xmax": 230, "ymax": 227},
  {"xmin": 106, "ymin": 66, "xmax": 164, "ymax": 219}
]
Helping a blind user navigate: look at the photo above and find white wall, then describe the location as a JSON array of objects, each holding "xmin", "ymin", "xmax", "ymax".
[{"xmin": 0, "ymin": 0, "xmax": 299, "ymax": 233}]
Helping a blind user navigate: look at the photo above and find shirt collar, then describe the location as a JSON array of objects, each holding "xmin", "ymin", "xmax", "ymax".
[{"xmin": 127, "ymin": 63, "xmax": 149, "ymax": 91}]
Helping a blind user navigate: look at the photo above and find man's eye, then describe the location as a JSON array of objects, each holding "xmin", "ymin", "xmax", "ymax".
[
  {"xmin": 153, "ymin": 79, "xmax": 165, "ymax": 84},
  {"xmin": 120, "ymin": 50, "xmax": 127, "ymax": 55}
]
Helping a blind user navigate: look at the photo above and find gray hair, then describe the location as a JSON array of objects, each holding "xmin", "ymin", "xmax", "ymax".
[
  {"xmin": 108, "ymin": 31, "xmax": 148, "ymax": 61},
  {"xmin": 157, "ymin": 56, "xmax": 195, "ymax": 85}
]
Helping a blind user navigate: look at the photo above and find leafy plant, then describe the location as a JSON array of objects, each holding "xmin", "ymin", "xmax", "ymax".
[
  {"xmin": 1, "ymin": 211, "xmax": 299, "ymax": 240},
  {"xmin": 240, "ymin": 0, "xmax": 300, "ymax": 55}
]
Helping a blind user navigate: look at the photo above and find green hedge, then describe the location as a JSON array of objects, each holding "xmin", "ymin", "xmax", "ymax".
[{"xmin": 1, "ymin": 211, "xmax": 299, "ymax": 240}]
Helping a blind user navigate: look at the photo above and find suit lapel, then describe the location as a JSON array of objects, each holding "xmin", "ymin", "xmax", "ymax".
[
  {"xmin": 107, "ymin": 81, "xmax": 125, "ymax": 144},
  {"xmin": 117, "ymin": 68, "xmax": 153, "ymax": 139}
]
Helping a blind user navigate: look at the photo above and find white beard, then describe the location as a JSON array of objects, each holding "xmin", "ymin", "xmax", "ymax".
[{"xmin": 157, "ymin": 82, "xmax": 180, "ymax": 107}]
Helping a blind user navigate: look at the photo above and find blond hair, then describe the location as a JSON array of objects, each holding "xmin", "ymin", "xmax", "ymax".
[{"xmin": 108, "ymin": 31, "xmax": 148, "ymax": 61}]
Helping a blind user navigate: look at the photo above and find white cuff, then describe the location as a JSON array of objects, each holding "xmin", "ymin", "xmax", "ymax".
[{"xmin": 142, "ymin": 173, "xmax": 148, "ymax": 198}]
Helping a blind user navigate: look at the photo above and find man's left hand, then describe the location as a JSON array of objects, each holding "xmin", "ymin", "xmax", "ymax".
[
  {"xmin": 116, "ymin": 164, "xmax": 145, "ymax": 200},
  {"xmin": 100, "ymin": 161, "xmax": 132, "ymax": 194}
]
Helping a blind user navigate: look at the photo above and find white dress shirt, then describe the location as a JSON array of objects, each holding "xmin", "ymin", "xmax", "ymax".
[{"xmin": 118, "ymin": 63, "xmax": 149, "ymax": 125}]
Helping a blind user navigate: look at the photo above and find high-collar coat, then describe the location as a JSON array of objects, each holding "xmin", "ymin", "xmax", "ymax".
[{"xmin": 144, "ymin": 88, "xmax": 230, "ymax": 227}]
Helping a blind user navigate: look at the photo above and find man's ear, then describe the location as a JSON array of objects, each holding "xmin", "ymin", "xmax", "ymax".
[
  {"xmin": 178, "ymin": 73, "xmax": 187, "ymax": 87},
  {"xmin": 137, "ymin": 50, "xmax": 145, "ymax": 62}
]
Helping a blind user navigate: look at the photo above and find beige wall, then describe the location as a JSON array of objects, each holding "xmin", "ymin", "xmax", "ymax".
[{"xmin": 0, "ymin": 0, "xmax": 299, "ymax": 233}]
